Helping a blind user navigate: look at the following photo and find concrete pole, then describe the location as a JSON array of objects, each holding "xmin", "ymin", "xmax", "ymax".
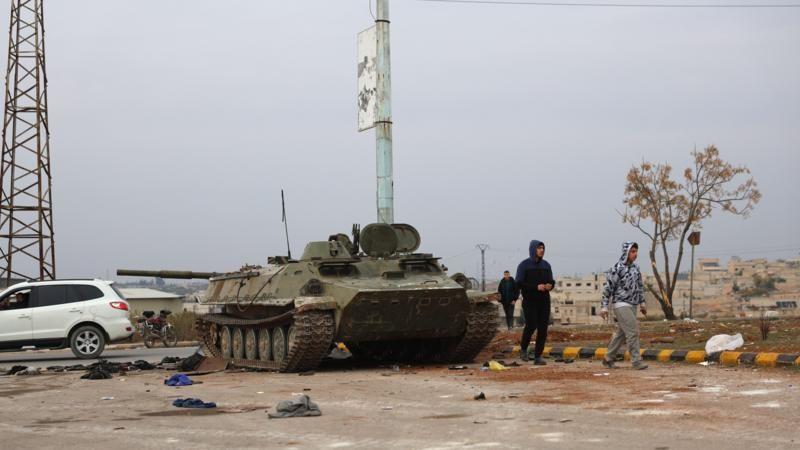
[
  {"xmin": 476, "ymin": 244, "xmax": 489, "ymax": 291},
  {"xmin": 375, "ymin": 0, "xmax": 394, "ymax": 224},
  {"xmin": 689, "ymin": 244, "xmax": 695, "ymax": 318}
]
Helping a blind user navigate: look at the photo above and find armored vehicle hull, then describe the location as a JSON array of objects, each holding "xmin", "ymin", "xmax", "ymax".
[{"xmin": 119, "ymin": 223, "xmax": 499, "ymax": 372}]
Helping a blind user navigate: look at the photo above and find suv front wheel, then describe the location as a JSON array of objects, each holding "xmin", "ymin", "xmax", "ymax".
[{"xmin": 70, "ymin": 325, "xmax": 106, "ymax": 359}]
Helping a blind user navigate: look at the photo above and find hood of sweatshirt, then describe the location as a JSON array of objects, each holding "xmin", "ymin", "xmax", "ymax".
[
  {"xmin": 619, "ymin": 241, "xmax": 638, "ymax": 265},
  {"xmin": 529, "ymin": 240, "xmax": 545, "ymax": 262}
]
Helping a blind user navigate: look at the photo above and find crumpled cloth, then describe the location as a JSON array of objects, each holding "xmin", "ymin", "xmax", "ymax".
[
  {"xmin": 133, "ymin": 360, "xmax": 155, "ymax": 370},
  {"xmin": 81, "ymin": 367, "xmax": 112, "ymax": 380},
  {"xmin": 268, "ymin": 394, "xmax": 321, "ymax": 419},
  {"xmin": 172, "ymin": 398, "xmax": 216, "ymax": 408},
  {"xmin": 165, "ymin": 373, "xmax": 193, "ymax": 386}
]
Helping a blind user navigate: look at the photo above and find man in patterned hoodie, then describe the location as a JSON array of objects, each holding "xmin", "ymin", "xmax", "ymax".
[{"xmin": 600, "ymin": 242, "xmax": 648, "ymax": 370}]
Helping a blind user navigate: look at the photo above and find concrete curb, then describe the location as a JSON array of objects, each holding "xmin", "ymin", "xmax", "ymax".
[
  {"xmin": 543, "ymin": 346, "xmax": 800, "ymax": 368},
  {"xmin": 106, "ymin": 341, "xmax": 200, "ymax": 351}
]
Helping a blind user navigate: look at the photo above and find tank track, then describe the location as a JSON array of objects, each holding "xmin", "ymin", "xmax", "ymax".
[
  {"xmin": 198, "ymin": 309, "xmax": 335, "ymax": 372},
  {"xmin": 442, "ymin": 300, "xmax": 499, "ymax": 363}
]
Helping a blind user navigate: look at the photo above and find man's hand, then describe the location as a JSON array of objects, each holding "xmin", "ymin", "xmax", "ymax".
[
  {"xmin": 600, "ymin": 310, "xmax": 609, "ymax": 320},
  {"xmin": 537, "ymin": 284, "xmax": 546, "ymax": 292},
  {"xmin": 640, "ymin": 305, "xmax": 647, "ymax": 316},
  {"xmin": 545, "ymin": 283, "xmax": 553, "ymax": 291}
]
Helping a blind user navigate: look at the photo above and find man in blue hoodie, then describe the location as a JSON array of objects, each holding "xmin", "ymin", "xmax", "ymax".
[
  {"xmin": 600, "ymin": 242, "xmax": 648, "ymax": 370},
  {"xmin": 515, "ymin": 240, "xmax": 555, "ymax": 364}
]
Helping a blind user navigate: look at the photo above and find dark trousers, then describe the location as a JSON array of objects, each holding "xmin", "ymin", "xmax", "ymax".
[
  {"xmin": 500, "ymin": 301, "xmax": 515, "ymax": 329},
  {"xmin": 520, "ymin": 298, "xmax": 550, "ymax": 358}
]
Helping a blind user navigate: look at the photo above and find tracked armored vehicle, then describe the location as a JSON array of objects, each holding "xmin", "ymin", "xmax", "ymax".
[{"xmin": 118, "ymin": 223, "xmax": 498, "ymax": 372}]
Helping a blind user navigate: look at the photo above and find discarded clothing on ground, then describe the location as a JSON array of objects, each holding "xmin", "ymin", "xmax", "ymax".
[
  {"xmin": 173, "ymin": 398, "xmax": 216, "ymax": 408},
  {"xmin": 15, "ymin": 367, "xmax": 41, "ymax": 376},
  {"xmin": 81, "ymin": 367, "xmax": 112, "ymax": 380},
  {"xmin": 179, "ymin": 353, "xmax": 204, "ymax": 372},
  {"xmin": 268, "ymin": 394, "xmax": 322, "ymax": 419},
  {"xmin": 5, "ymin": 365, "xmax": 28, "ymax": 375},
  {"xmin": 88, "ymin": 360, "xmax": 123, "ymax": 374},
  {"xmin": 133, "ymin": 360, "xmax": 155, "ymax": 370},
  {"xmin": 161, "ymin": 356, "xmax": 180, "ymax": 364},
  {"xmin": 165, "ymin": 373, "xmax": 193, "ymax": 386}
]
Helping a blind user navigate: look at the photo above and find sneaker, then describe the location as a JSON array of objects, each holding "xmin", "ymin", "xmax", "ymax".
[
  {"xmin": 520, "ymin": 349, "xmax": 530, "ymax": 361},
  {"xmin": 534, "ymin": 357, "xmax": 547, "ymax": 366},
  {"xmin": 602, "ymin": 359, "xmax": 616, "ymax": 369},
  {"xmin": 632, "ymin": 362, "xmax": 649, "ymax": 370}
]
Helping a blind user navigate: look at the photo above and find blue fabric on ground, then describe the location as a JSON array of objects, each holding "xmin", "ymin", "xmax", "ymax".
[
  {"xmin": 165, "ymin": 373, "xmax": 193, "ymax": 386},
  {"xmin": 172, "ymin": 398, "xmax": 216, "ymax": 408}
]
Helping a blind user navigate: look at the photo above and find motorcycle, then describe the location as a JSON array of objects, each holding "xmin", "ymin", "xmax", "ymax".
[{"xmin": 136, "ymin": 310, "xmax": 178, "ymax": 348}]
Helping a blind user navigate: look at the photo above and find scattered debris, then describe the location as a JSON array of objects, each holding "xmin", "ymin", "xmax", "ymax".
[
  {"xmin": 593, "ymin": 373, "xmax": 610, "ymax": 377},
  {"xmin": 101, "ymin": 396, "xmax": 114, "ymax": 400},
  {"xmin": 698, "ymin": 361, "xmax": 712, "ymax": 366},
  {"xmin": 474, "ymin": 392, "xmax": 486, "ymax": 400},
  {"xmin": 81, "ymin": 366, "xmax": 112, "ymax": 380},
  {"xmin": 705, "ymin": 333, "xmax": 744, "ymax": 354},
  {"xmin": 173, "ymin": 398, "xmax": 217, "ymax": 409},
  {"xmin": 179, "ymin": 352, "xmax": 205, "ymax": 372},
  {"xmin": 268, "ymin": 394, "xmax": 321, "ymax": 419},
  {"xmin": 14, "ymin": 367, "xmax": 41, "ymax": 376},
  {"xmin": 488, "ymin": 361, "xmax": 508, "ymax": 371},
  {"xmin": 381, "ymin": 406, "xmax": 394, "ymax": 411},
  {"xmin": 473, "ymin": 420, "xmax": 488, "ymax": 424},
  {"xmin": 559, "ymin": 418, "xmax": 573, "ymax": 423},
  {"xmin": 448, "ymin": 365, "xmax": 467, "ymax": 370},
  {"xmin": 165, "ymin": 373, "xmax": 194, "ymax": 387}
]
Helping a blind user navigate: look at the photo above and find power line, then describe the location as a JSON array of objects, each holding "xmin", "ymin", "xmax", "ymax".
[{"xmin": 421, "ymin": 0, "xmax": 800, "ymax": 8}]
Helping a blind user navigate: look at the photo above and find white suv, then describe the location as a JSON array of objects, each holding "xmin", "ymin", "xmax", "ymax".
[{"xmin": 0, "ymin": 279, "xmax": 133, "ymax": 359}]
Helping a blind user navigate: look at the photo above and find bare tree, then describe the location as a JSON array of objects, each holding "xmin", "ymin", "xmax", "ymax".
[{"xmin": 621, "ymin": 146, "xmax": 761, "ymax": 319}]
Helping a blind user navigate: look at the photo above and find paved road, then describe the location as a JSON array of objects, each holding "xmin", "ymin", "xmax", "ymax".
[{"xmin": 0, "ymin": 346, "xmax": 199, "ymax": 368}]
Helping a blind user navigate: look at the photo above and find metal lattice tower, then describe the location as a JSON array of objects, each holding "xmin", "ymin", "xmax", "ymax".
[{"xmin": 0, "ymin": 0, "xmax": 55, "ymax": 284}]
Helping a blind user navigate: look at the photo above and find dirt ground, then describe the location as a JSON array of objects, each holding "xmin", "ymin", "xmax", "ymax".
[
  {"xmin": 1, "ymin": 358, "xmax": 799, "ymax": 449},
  {"xmin": 486, "ymin": 316, "xmax": 800, "ymax": 355}
]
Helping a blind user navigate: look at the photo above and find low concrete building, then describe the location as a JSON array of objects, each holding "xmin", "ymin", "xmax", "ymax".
[{"xmin": 119, "ymin": 288, "xmax": 185, "ymax": 316}]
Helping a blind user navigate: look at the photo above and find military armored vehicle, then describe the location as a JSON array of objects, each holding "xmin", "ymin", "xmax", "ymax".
[{"xmin": 118, "ymin": 223, "xmax": 498, "ymax": 372}]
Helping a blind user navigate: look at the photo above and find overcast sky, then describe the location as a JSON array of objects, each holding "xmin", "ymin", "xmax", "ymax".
[{"xmin": 15, "ymin": 0, "xmax": 798, "ymax": 281}]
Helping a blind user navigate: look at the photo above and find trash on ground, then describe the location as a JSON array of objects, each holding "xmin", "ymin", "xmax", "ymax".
[
  {"xmin": 474, "ymin": 392, "xmax": 486, "ymax": 400},
  {"xmin": 165, "ymin": 373, "xmax": 193, "ymax": 386},
  {"xmin": 267, "ymin": 394, "xmax": 321, "ymax": 419},
  {"xmin": 179, "ymin": 352, "xmax": 205, "ymax": 372},
  {"xmin": 381, "ymin": 406, "xmax": 394, "ymax": 410},
  {"xmin": 593, "ymin": 373, "xmax": 610, "ymax": 377},
  {"xmin": 133, "ymin": 360, "xmax": 155, "ymax": 370},
  {"xmin": 698, "ymin": 361, "xmax": 712, "ymax": 366},
  {"xmin": 173, "ymin": 398, "xmax": 217, "ymax": 409},
  {"xmin": 81, "ymin": 367, "xmax": 112, "ymax": 380},
  {"xmin": 448, "ymin": 365, "xmax": 467, "ymax": 370},
  {"xmin": 683, "ymin": 318, "xmax": 699, "ymax": 323},
  {"xmin": 488, "ymin": 361, "xmax": 508, "ymax": 371},
  {"xmin": 705, "ymin": 333, "xmax": 744, "ymax": 354},
  {"xmin": 101, "ymin": 396, "xmax": 114, "ymax": 400},
  {"xmin": 559, "ymin": 418, "xmax": 573, "ymax": 423},
  {"xmin": 473, "ymin": 420, "xmax": 488, "ymax": 424}
]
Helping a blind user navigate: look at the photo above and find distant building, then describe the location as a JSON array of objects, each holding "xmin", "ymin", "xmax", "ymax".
[
  {"xmin": 550, "ymin": 274, "xmax": 605, "ymax": 325},
  {"xmin": 119, "ymin": 288, "xmax": 184, "ymax": 316}
]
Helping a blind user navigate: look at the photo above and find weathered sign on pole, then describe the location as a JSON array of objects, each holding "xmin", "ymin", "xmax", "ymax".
[
  {"xmin": 357, "ymin": 26, "xmax": 377, "ymax": 132},
  {"xmin": 358, "ymin": 0, "xmax": 394, "ymax": 224}
]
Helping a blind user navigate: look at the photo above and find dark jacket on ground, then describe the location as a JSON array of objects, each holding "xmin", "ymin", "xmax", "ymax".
[
  {"xmin": 497, "ymin": 277, "xmax": 518, "ymax": 303},
  {"xmin": 515, "ymin": 240, "xmax": 555, "ymax": 302}
]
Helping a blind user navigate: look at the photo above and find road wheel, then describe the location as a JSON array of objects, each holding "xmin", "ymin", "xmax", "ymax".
[
  {"xmin": 272, "ymin": 327, "xmax": 287, "ymax": 364},
  {"xmin": 245, "ymin": 328, "xmax": 258, "ymax": 360},
  {"xmin": 70, "ymin": 325, "xmax": 106, "ymax": 359},
  {"xmin": 232, "ymin": 327, "xmax": 245, "ymax": 359},
  {"xmin": 258, "ymin": 328, "xmax": 271, "ymax": 361},
  {"xmin": 286, "ymin": 324, "xmax": 297, "ymax": 355},
  {"xmin": 163, "ymin": 326, "xmax": 178, "ymax": 348},
  {"xmin": 220, "ymin": 326, "xmax": 233, "ymax": 359}
]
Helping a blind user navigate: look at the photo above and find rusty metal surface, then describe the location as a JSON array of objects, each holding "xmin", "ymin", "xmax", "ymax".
[{"xmin": 0, "ymin": 0, "xmax": 56, "ymax": 283}]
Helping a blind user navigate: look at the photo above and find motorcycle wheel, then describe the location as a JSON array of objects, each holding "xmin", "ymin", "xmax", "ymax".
[
  {"xmin": 143, "ymin": 333, "xmax": 156, "ymax": 349},
  {"xmin": 163, "ymin": 326, "xmax": 178, "ymax": 348}
]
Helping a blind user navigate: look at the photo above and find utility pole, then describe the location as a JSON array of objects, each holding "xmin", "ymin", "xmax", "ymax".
[
  {"xmin": 476, "ymin": 244, "xmax": 489, "ymax": 292},
  {"xmin": 375, "ymin": 0, "xmax": 393, "ymax": 224},
  {"xmin": 687, "ymin": 231, "xmax": 701, "ymax": 319},
  {"xmin": 0, "ymin": 0, "xmax": 56, "ymax": 285}
]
